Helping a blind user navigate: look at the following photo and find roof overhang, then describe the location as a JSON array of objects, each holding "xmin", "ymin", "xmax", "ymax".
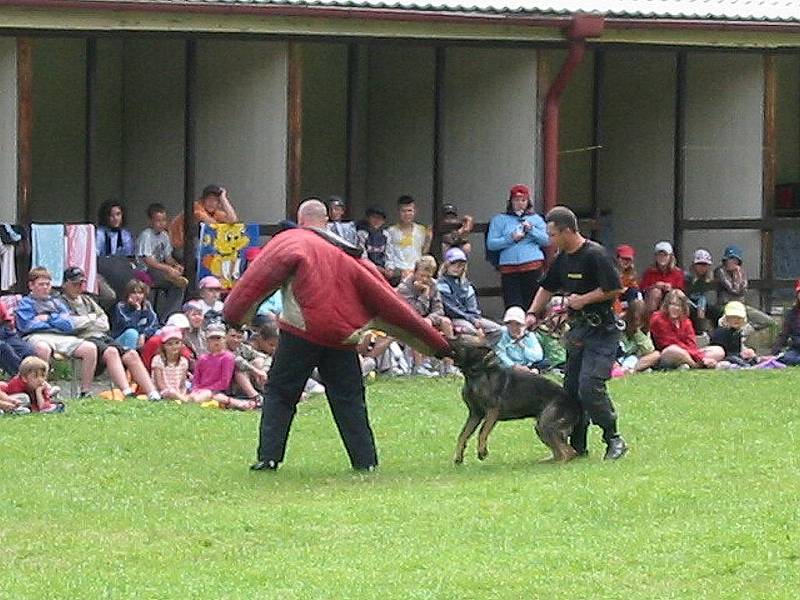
[{"xmin": 0, "ymin": 1, "xmax": 799, "ymax": 48}]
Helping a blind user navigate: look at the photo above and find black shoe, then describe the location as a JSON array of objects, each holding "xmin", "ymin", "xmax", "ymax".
[
  {"xmin": 250, "ymin": 460, "xmax": 279, "ymax": 471},
  {"xmin": 604, "ymin": 436, "xmax": 628, "ymax": 460},
  {"xmin": 353, "ymin": 464, "xmax": 377, "ymax": 472},
  {"xmin": 574, "ymin": 450, "xmax": 589, "ymax": 458}
]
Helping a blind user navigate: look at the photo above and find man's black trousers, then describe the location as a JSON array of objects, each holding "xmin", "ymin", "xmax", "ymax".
[
  {"xmin": 563, "ymin": 322, "xmax": 619, "ymax": 452},
  {"xmin": 258, "ymin": 330, "xmax": 378, "ymax": 470}
]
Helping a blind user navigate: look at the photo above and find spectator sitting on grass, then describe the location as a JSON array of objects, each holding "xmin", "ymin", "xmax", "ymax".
[
  {"xmin": 641, "ymin": 241, "xmax": 684, "ymax": 315},
  {"xmin": 0, "ymin": 356, "xmax": 63, "ymax": 413},
  {"xmin": 356, "ymin": 206, "xmax": 393, "ymax": 283},
  {"xmin": 534, "ymin": 297, "xmax": 567, "ymax": 372},
  {"xmin": 61, "ymin": 267, "xmax": 161, "ymax": 401},
  {"xmin": 649, "ymin": 289, "xmax": 724, "ymax": 370},
  {"xmin": 615, "ymin": 299, "xmax": 660, "ymax": 375},
  {"xmin": 0, "ymin": 383, "xmax": 31, "ymax": 415},
  {"xmin": 15, "ymin": 267, "xmax": 98, "ymax": 398},
  {"xmin": 140, "ymin": 313, "xmax": 193, "ymax": 371},
  {"xmin": 189, "ymin": 323, "xmax": 254, "ymax": 410},
  {"xmin": 182, "ymin": 301, "xmax": 208, "ymax": 359},
  {"xmin": 714, "ymin": 245, "xmax": 776, "ymax": 334},
  {"xmin": 613, "ymin": 244, "xmax": 641, "ymax": 315},
  {"xmin": 396, "ymin": 255, "xmax": 454, "ymax": 376},
  {"xmin": 197, "ymin": 275, "xmax": 224, "ymax": 317},
  {"xmin": 710, "ymin": 301, "xmax": 758, "ymax": 369},
  {"xmin": 150, "ymin": 326, "xmax": 191, "ymax": 402},
  {"xmin": 385, "ymin": 195, "xmax": 432, "ymax": 281},
  {"xmin": 772, "ymin": 279, "xmax": 800, "ymax": 366},
  {"xmin": 0, "ymin": 297, "xmax": 35, "ymax": 376},
  {"xmin": 494, "ymin": 306, "xmax": 548, "ymax": 374},
  {"xmin": 326, "ymin": 196, "xmax": 359, "ymax": 247},
  {"xmin": 225, "ymin": 323, "xmax": 268, "ymax": 405},
  {"xmin": 684, "ymin": 249, "xmax": 718, "ymax": 334},
  {"xmin": 112, "ymin": 279, "xmax": 160, "ymax": 351},
  {"xmin": 437, "ymin": 247, "xmax": 500, "ymax": 337}
]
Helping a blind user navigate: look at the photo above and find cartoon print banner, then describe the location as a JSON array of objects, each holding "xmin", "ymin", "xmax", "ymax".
[{"xmin": 196, "ymin": 222, "xmax": 261, "ymax": 289}]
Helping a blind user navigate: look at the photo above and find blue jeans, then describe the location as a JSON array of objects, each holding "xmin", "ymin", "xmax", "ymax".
[
  {"xmin": 115, "ymin": 328, "xmax": 140, "ymax": 351},
  {"xmin": 0, "ymin": 331, "xmax": 35, "ymax": 375}
]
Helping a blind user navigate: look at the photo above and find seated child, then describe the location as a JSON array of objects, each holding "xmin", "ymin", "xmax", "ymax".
[
  {"xmin": 396, "ymin": 255, "xmax": 455, "ymax": 376},
  {"xmin": 616, "ymin": 299, "xmax": 660, "ymax": 374},
  {"xmin": 649, "ymin": 289, "xmax": 724, "ymax": 369},
  {"xmin": 494, "ymin": 306, "xmax": 547, "ymax": 374},
  {"xmin": 249, "ymin": 321, "xmax": 278, "ymax": 367},
  {"xmin": 773, "ymin": 279, "xmax": 800, "ymax": 366},
  {"xmin": 111, "ymin": 279, "xmax": 160, "ymax": 350},
  {"xmin": 255, "ymin": 290, "xmax": 283, "ymax": 325},
  {"xmin": 0, "ymin": 385, "xmax": 31, "ymax": 415},
  {"xmin": 0, "ymin": 356, "xmax": 63, "ymax": 413},
  {"xmin": 150, "ymin": 326, "xmax": 191, "ymax": 401},
  {"xmin": 613, "ymin": 244, "xmax": 641, "ymax": 315},
  {"xmin": 684, "ymin": 249, "xmax": 718, "ymax": 334},
  {"xmin": 225, "ymin": 323, "xmax": 268, "ymax": 403},
  {"xmin": 140, "ymin": 312, "xmax": 194, "ymax": 371},
  {"xmin": 197, "ymin": 275, "xmax": 224, "ymax": 318},
  {"xmin": 15, "ymin": 267, "xmax": 98, "ymax": 397},
  {"xmin": 710, "ymin": 301, "xmax": 758, "ymax": 368},
  {"xmin": 181, "ymin": 300, "xmax": 208, "ymax": 359},
  {"xmin": 0, "ymin": 296, "xmax": 35, "ymax": 376},
  {"xmin": 136, "ymin": 202, "xmax": 188, "ymax": 320},
  {"xmin": 189, "ymin": 323, "xmax": 253, "ymax": 409},
  {"xmin": 437, "ymin": 247, "xmax": 500, "ymax": 336}
]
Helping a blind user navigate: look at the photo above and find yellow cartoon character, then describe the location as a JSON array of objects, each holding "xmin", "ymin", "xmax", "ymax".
[{"xmin": 201, "ymin": 223, "xmax": 251, "ymax": 288}]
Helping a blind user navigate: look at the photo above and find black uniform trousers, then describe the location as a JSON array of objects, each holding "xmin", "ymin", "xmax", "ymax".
[
  {"xmin": 258, "ymin": 330, "xmax": 378, "ymax": 470},
  {"xmin": 501, "ymin": 268, "xmax": 541, "ymax": 310},
  {"xmin": 563, "ymin": 322, "xmax": 619, "ymax": 452}
]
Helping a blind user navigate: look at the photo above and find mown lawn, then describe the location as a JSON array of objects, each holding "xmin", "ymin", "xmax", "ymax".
[{"xmin": 2, "ymin": 371, "xmax": 799, "ymax": 599}]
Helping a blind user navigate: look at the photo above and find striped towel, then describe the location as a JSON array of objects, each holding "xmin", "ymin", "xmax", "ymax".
[
  {"xmin": 66, "ymin": 224, "xmax": 98, "ymax": 293},
  {"xmin": 31, "ymin": 224, "xmax": 66, "ymax": 286}
]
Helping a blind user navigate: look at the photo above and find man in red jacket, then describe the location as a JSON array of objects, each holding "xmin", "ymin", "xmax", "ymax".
[{"xmin": 224, "ymin": 198, "xmax": 450, "ymax": 472}]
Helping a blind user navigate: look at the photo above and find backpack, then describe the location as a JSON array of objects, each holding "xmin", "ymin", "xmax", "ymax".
[{"xmin": 484, "ymin": 227, "xmax": 501, "ymax": 270}]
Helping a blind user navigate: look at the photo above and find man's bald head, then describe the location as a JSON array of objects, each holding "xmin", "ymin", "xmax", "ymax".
[{"xmin": 297, "ymin": 198, "xmax": 329, "ymax": 228}]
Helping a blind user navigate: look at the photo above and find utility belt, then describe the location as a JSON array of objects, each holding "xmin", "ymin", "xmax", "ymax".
[{"xmin": 569, "ymin": 309, "xmax": 625, "ymax": 331}]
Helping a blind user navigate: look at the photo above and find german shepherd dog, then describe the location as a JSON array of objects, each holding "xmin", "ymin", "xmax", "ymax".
[{"xmin": 450, "ymin": 338, "xmax": 580, "ymax": 463}]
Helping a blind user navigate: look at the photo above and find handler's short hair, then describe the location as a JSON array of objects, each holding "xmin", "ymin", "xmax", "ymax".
[
  {"xmin": 546, "ymin": 206, "xmax": 579, "ymax": 233},
  {"xmin": 19, "ymin": 356, "xmax": 49, "ymax": 378}
]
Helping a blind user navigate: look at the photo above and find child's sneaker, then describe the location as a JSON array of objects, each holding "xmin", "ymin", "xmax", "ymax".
[
  {"xmin": 40, "ymin": 402, "xmax": 65, "ymax": 414},
  {"xmin": 12, "ymin": 406, "xmax": 32, "ymax": 415},
  {"xmin": 413, "ymin": 364, "xmax": 439, "ymax": 377}
]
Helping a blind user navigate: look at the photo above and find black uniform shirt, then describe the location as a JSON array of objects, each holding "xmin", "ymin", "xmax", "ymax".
[{"xmin": 540, "ymin": 240, "xmax": 621, "ymax": 317}]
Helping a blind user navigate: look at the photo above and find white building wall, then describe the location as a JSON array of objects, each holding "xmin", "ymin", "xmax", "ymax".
[
  {"xmin": 122, "ymin": 39, "xmax": 185, "ymax": 233},
  {"xmin": 599, "ymin": 50, "xmax": 676, "ymax": 273},
  {"xmin": 195, "ymin": 39, "xmax": 288, "ymax": 225},
  {"xmin": 366, "ymin": 45, "xmax": 435, "ymax": 224},
  {"xmin": 31, "ymin": 38, "xmax": 86, "ymax": 223},
  {"xmin": 0, "ymin": 37, "xmax": 16, "ymax": 223},
  {"xmin": 684, "ymin": 53, "xmax": 764, "ymax": 220},
  {"xmin": 441, "ymin": 46, "xmax": 537, "ymax": 307}
]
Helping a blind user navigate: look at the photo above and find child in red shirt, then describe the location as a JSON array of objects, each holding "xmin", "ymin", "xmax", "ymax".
[
  {"xmin": 641, "ymin": 241, "xmax": 685, "ymax": 314},
  {"xmin": 0, "ymin": 356, "xmax": 64, "ymax": 413},
  {"xmin": 649, "ymin": 290, "xmax": 724, "ymax": 369}
]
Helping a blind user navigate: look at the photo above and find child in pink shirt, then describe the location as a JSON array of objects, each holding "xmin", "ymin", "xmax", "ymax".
[{"xmin": 189, "ymin": 323, "xmax": 254, "ymax": 410}]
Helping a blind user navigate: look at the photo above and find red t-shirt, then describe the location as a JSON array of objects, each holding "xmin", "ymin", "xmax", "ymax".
[
  {"xmin": 0, "ymin": 376, "xmax": 52, "ymax": 411},
  {"xmin": 649, "ymin": 311, "xmax": 702, "ymax": 363},
  {"xmin": 640, "ymin": 266, "xmax": 685, "ymax": 292}
]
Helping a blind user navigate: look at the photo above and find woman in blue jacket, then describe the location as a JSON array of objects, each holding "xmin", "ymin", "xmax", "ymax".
[{"xmin": 486, "ymin": 184, "xmax": 549, "ymax": 309}]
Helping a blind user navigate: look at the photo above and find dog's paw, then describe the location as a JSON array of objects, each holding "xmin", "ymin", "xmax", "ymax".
[
  {"xmin": 453, "ymin": 455, "xmax": 464, "ymax": 465},
  {"xmin": 477, "ymin": 447, "xmax": 488, "ymax": 461}
]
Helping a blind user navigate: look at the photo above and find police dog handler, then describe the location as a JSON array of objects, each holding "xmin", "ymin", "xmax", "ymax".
[
  {"xmin": 526, "ymin": 206, "xmax": 628, "ymax": 460},
  {"xmin": 224, "ymin": 198, "xmax": 450, "ymax": 472}
]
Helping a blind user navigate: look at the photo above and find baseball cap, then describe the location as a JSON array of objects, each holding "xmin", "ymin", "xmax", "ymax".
[
  {"xmin": 205, "ymin": 322, "xmax": 226, "ymax": 338},
  {"xmin": 693, "ymin": 249, "xmax": 712, "ymax": 265},
  {"xmin": 724, "ymin": 301, "xmax": 747, "ymax": 320},
  {"xmin": 723, "ymin": 245, "xmax": 744, "ymax": 262},
  {"xmin": 326, "ymin": 195, "xmax": 346, "ymax": 208},
  {"xmin": 201, "ymin": 184, "xmax": 223, "ymax": 198},
  {"xmin": 160, "ymin": 325, "xmax": 183, "ymax": 343},
  {"xmin": 654, "ymin": 241, "xmax": 673, "ymax": 255},
  {"xmin": 63, "ymin": 266, "xmax": 86, "ymax": 283},
  {"xmin": 166, "ymin": 313, "xmax": 191, "ymax": 329},
  {"xmin": 183, "ymin": 300, "xmax": 204, "ymax": 314},
  {"xmin": 616, "ymin": 244, "xmax": 635, "ymax": 260},
  {"xmin": 444, "ymin": 247, "xmax": 467, "ymax": 263},
  {"xmin": 503, "ymin": 306, "xmax": 527, "ymax": 325},
  {"xmin": 509, "ymin": 184, "xmax": 531, "ymax": 198},
  {"xmin": 198, "ymin": 275, "xmax": 222, "ymax": 290}
]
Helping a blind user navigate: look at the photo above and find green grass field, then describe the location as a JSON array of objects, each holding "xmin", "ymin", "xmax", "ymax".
[{"xmin": 2, "ymin": 371, "xmax": 799, "ymax": 599}]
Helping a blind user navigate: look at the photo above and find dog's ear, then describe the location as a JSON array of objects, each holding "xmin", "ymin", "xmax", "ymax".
[{"xmin": 482, "ymin": 350, "xmax": 501, "ymax": 369}]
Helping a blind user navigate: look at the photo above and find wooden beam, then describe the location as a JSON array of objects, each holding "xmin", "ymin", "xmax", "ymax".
[
  {"xmin": 672, "ymin": 50, "xmax": 687, "ymax": 260},
  {"xmin": 182, "ymin": 38, "xmax": 197, "ymax": 287},
  {"xmin": 761, "ymin": 53, "xmax": 777, "ymax": 312},
  {"xmin": 432, "ymin": 45, "xmax": 445, "ymax": 239},
  {"xmin": 590, "ymin": 48, "xmax": 604, "ymax": 219},
  {"xmin": 84, "ymin": 36, "xmax": 97, "ymax": 223},
  {"xmin": 16, "ymin": 37, "xmax": 32, "ymax": 227},
  {"xmin": 344, "ymin": 42, "xmax": 357, "ymax": 203},
  {"xmin": 286, "ymin": 41, "xmax": 303, "ymax": 219},
  {"xmin": 535, "ymin": 50, "xmax": 550, "ymax": 211}
]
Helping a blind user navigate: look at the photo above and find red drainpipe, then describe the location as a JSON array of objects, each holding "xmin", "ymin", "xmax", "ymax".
[{"xmin": 542, "ymin": 15, "xmax": 605, "ymax": 213}]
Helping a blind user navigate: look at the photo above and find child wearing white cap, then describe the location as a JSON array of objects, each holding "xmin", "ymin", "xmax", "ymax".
[
  {"xmin": 640, "ymin": 240, "xmax": 685, "ymax": 314},
  {"xmin": 494, "ymin": 306, "xmax": 547, "ymax": 373}
]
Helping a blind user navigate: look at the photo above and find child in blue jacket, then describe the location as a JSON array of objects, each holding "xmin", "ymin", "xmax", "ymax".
[
  {"xmin": 494, "ymin": 306, "xmax": 548, "ymax": 373},
  {"xmin": 112, "ymin": 279, "xmax": 159, "ymax": 350}
]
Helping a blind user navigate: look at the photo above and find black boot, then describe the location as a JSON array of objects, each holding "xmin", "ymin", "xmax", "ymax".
[
  {"xmin": 250, "ymin": 460, "xmax": 279, "ymax": 471},
  {"xmin": 570, "ymin": 416, "xmax": 589, "ymax": 457},
  {"xmin": 604, "ymin": 436, "xmax": 628, "ymax": 460}
]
